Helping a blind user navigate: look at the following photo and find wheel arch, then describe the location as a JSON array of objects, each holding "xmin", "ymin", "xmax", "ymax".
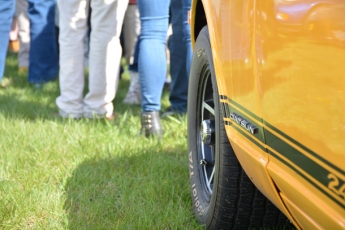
[
  {"xmin": 190, "ymin": 0, "xmax": 230, "ymax": 112},
  {"xmin": 190, "ymin": 0, "xmax": 207, "ymax": 48}
]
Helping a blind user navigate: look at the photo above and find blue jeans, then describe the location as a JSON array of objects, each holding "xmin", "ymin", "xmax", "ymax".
[
  {"xmin": 137, "ymin": 0, "xmax": 191, "ymax": 112},
  {"xmin": 169, "ymin": 0, "xmax": 192, "ymax": 113},
  {"xmin": 182, "ymin": 0, "xmax": 192, "ymax": 75},
  {"xmin": 28, "ymin": 0, "xmax": 58, "ymax": 84},
  {"xmin": 0, "ymin": 0, "xmax": 15, "ymax": 81}
]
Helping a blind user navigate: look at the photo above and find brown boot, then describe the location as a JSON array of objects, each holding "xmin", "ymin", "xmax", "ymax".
[{"xmin": 141, "ymin": 111, "xmax": 163, "ymax": 138}]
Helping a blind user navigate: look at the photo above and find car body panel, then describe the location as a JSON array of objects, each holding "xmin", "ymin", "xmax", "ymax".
[
  {"xmin": 274, "ymin": 0, "xmax": 344, "ymax": 32},
  {"xmin": 270, "ymin": 161, "xmax": 345, "ymax": 229},
  {"xmin": 280, "ymin": 192, "xmax": 324, "ymax": 229},
  {"xmin": 190, "ymin": 0, "xmax": 345, "ymax": 228}
]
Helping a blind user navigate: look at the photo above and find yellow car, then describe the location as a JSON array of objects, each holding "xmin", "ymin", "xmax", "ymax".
[{"xmin": 187, "ymin": 0, "xmax": 345, "ymax": 229}]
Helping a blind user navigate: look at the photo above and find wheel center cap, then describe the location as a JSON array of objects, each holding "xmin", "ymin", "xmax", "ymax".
[{"xmin": 201, "ymin": 119, "xmax": 215, "ymax": 145}]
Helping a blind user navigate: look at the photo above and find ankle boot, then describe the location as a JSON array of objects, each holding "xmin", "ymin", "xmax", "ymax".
[{"xmin": 141, "ymin": 111, "xmax": 163, "ymax": 138}]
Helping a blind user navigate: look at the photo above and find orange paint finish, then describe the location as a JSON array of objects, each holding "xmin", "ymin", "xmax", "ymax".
[{"xmin": 191, "ymin": 0, "xmax": 345, "ymax": 228}]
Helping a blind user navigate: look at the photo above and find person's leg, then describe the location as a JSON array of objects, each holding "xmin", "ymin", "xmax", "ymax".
[
  {"xmin": 27, "ymin": 0, "xmax": 58, "ymax": 84},
  {"xmin": 83, "ymin": 0, "xmax": 128, "ymax": 118},
  {"xmin": 15, "ymin": 0, "xmax": 30, "ymax": 69},
  {"xmin": 122, "ymin": 4, "xmax": 141, "ymax": 105},
  {"xmin": 182, "ymin": 0, "xmax": 192, "ymax": 75},
  {"xmin": 137, "ymin": 0, "xmax": 170, "ymax": 112},
  {"xmin": 0, "ymin": 0, "xmax": 15, "ymax": 81},
  {"xmin": 56, "ymin": 0, "xmax": 88, "ymax": 118},
  {"xmin": 123, "ymin": 4, "xmax": 140, "ymax": 65},
  {"xmin": 128, "ymin": 38, "xmax": 139, "ymax": 73},
  {"xmin": 167, "ymin": 0, "xmax": 192, "ymax": 114},
  {"xmin": 9, "ymin": 17, "xmax": 19, "ymax": 51},
  {"xmin": 137, "ymin": 0, "xmax": 170, "ymax": 137},
  {"xmin": 122, "ymin": 41, "xmax": 141, "ymax": 104}
]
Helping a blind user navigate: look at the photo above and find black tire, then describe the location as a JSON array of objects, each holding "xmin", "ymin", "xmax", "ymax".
[{"xmin": 187, "ymin": 26, "xmax": 292, "ymax": 229}]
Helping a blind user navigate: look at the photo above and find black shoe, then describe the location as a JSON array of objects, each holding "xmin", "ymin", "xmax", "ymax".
[{"xmin": 141, "ymin": 111, "xmax": 163, "ymax": 138}]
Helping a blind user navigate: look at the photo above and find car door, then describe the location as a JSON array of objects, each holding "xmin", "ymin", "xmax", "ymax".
[
  {"xmin": 256, "ymin": 1, "xmax": 345, "ymax": 229},
  {"xmin": 204, "ymin": 0, "xmax": 292, "ymax": 210}
]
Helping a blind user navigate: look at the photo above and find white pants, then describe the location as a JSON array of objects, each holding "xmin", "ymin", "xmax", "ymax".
[
  {"xmin": 56, "ymin": 0, "xmax": 128, "ymax": 118},
  {"xmin": 15, "ymin": 0, "xmax": 30, "ymax": 68}
]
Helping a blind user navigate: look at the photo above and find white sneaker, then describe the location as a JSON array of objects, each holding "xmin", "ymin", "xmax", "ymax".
[{"xmin": 123, "ymin": 71, "xmax": 141, "ymax": 105}]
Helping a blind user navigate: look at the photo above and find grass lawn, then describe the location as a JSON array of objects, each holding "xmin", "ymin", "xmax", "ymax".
[{"xmin": 0, "ymin": 52, "xmax": 201, "ymax": 229}]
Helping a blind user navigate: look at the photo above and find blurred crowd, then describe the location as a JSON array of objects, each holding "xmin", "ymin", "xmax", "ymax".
[{"xmin": 0, "ymin": 0, "xmax": 191, "ymax": 138}]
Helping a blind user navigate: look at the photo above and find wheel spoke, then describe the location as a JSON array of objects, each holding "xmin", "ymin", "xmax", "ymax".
[
  {"xmin": 203, "ymin": 101, "xmax": 214, "ymax": 116},
  {"xmin": 207, "ymin": 166, "xmax": 215, "ymax": 190}
]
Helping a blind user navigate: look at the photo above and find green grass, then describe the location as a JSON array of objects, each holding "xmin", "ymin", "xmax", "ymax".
[{"xmin": 0, "ymin": 52, "xmax": 201, "ymax": 229}]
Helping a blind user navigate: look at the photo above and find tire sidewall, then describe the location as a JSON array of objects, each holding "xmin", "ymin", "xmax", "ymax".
[{"xmin": 187, "ymin": 26, "xmax": 220, "ymax": 227}]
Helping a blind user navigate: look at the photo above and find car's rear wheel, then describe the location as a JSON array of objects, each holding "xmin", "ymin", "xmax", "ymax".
[{"xmin": 188, "ymin": 26, "xmax": 292, "ymax": 229}]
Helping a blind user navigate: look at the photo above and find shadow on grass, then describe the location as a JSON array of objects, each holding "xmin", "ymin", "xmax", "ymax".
[
  {"xmin": 0, "ymin": 88, "xmax": 60, "ymax": 120},
  {"xmin": 63, "ymin": 144, "xmax": 201, "ymax": 229}
]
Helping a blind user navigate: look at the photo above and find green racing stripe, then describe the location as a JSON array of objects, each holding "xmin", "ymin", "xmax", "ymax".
[{"xmin": 220, "ymin": 95, "xmax": 345, "ymax": 209}]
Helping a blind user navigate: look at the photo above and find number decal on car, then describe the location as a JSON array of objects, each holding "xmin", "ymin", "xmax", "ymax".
[{"xmin": 327, "ymin": 173, "xmax": 345, "ymax": 200}]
